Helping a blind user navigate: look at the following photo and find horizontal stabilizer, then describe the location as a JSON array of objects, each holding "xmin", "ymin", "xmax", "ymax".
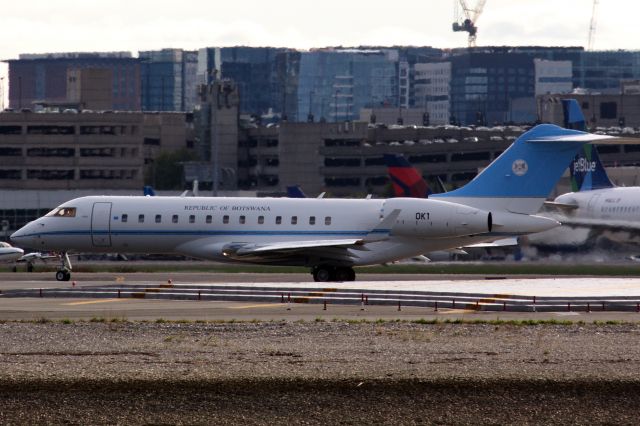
[{"xmin": 528, "ymin": 133, "xmax": 617, "ymax": 143}]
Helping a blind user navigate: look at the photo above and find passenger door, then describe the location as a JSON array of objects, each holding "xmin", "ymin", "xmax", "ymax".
[{"xmin": 91, "ymin": 202, "xmax": 112, "ymax": 247}]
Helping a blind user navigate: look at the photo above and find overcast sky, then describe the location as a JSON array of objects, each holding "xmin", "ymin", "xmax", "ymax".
[
  {"xmin": 0, "ymin": 0, "xmax": 636, "ymax": 56},
  {"xmin": 0, "ymin": 0, "xmax": 636, "ymax": 89}
]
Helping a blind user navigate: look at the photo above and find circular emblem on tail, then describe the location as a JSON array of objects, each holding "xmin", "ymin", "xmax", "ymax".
[{"xmin": 512, "ymin": 159, "xmax": 528, "ymax": 176}]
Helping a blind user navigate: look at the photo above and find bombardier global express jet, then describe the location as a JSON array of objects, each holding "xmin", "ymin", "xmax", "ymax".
[{"xmin": 11, "ymin": 124, "xmax": 615, "ymax": 282}]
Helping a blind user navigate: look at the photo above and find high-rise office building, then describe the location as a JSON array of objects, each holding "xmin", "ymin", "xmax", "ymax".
[
  {"xmin": 5, "ymin": 52, "xmax": 141, "ymax": 111},
  {"xmin": 197, "ymin": 47, "xmax": 287, "ymax": 116},
  {"xmin": 292, "ymin": 49, "xmax": 399, "ymax": 123},
  {"xmin": 140, "ymin": 49, "xmax": 198, "ymax": 112}
]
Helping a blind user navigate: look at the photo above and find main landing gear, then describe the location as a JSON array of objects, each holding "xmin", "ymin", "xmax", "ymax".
[
  {"xmin": 55, "ymin": 252, "xmax": 72, "ymax": 282},
  {"xmin": 311, "ymin": 265, "xmax": 356, "ymax": 282}
]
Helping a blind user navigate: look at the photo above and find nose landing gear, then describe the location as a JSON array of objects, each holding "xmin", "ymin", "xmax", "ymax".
[{"xmin": 55, "ymin": 252, "xmax": 72, "ymax": 282}]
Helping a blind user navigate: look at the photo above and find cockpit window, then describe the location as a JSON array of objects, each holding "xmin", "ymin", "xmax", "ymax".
[{"xmin": 45, "ymin": 207, "xmax": 77, "ymax": 218}]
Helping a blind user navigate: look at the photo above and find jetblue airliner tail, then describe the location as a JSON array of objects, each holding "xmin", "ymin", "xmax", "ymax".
[
  {"xmin": 434, "ymin": 124, "xmax": 615, "ymax": 214},
  {"xmin": 570, "ymin": 144, "xmax": 615, "ymax": 192},
  {"xmin": 561, "ymin": 99, "xmax": 615, "ymax": 192}
]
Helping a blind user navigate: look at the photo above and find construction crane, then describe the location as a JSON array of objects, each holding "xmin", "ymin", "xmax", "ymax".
[
  {"xmin": 452, "ymin": 0, "xmax": 487, "ymax": 47},
  {"xmin": 587, "ymin": 0, "xmax": 599, "ymax": 51}
]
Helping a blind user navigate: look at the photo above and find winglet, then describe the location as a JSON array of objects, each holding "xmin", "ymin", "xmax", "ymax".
[{"xmin": 364, "ymin": 209, "xmax": 401, "ymax": 242}]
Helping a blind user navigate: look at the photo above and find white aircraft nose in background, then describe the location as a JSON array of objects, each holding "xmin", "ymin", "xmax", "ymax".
[{"xmin": 0, "ymin": 242, "xmax": 24, "ymax": 263}]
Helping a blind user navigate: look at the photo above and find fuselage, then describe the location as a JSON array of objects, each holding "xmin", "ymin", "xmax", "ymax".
[
  {"xmin": 555, "ymin": 187, "xmax": 640, "ymax": 224},
  {"xmin": 10, "ymin": 195, "xmax": 557, "ymax": 267}
]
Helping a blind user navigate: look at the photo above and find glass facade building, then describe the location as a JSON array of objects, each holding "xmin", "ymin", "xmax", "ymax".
[
  {"xmin": 197, "ymin": 47, "xmax": 287, "ymax": 116},
  {"xmin": 294, "ymin": 49, "xmax": 398, "ymax": 122},
  {"xmin": 574, "ymin": 50, "xmax": 640, "ymax": 93},
  {"xmin": 140, "ymin": 49, "xmax": 197, "ymax": 112}
]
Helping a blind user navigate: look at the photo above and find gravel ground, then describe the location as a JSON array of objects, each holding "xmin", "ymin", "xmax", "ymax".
[{"xmin": 1, "ymin": 321, "xmax": 640, "ymax": 424}]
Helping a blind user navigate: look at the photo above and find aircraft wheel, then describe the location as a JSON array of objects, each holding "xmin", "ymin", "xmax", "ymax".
[
  {"xmin": 347, "ymin": 268, "xmax": 356, "ymax": 281},
  {"xmin": 27, "ymin": 263, "xmax": 33, "ymax": 273},
  {"xmin": 335, "ymin": 267, "xmax": 352, "ymax": 282},
  {"xmin": 55, "ymin": 270, "xmax": 66, "ymax": 281},
  {"xmin": 64, "ymin": 271, "xmax": 71, "ymax": 281},
  {"xmin": 313, "ymin": 266, "xmax": 333, "ymax": 282}
]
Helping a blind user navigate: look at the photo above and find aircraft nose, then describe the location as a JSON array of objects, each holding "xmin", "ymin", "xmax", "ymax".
[{"xmin": 10, "ymin": 222, "xmax": 36, "ymax": 245}]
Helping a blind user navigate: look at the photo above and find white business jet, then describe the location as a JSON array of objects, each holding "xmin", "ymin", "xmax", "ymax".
[{"xmin": 11, "ymin": 124, "xmax": 615, "ymax": 282}]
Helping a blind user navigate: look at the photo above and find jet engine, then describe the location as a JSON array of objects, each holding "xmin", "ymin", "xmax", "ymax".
[{"xmin": 383, "ymin": 198, "xmax": 492, "ymax": 238}]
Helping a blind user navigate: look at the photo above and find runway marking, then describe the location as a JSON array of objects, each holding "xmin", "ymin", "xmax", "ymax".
[
  {"xmin": 228, "ymin": 303, "xmax": 283, "ymax": 310},
  {"xmin": 63, "ymin": 299, "xmax": 129, "ymax": 306}
]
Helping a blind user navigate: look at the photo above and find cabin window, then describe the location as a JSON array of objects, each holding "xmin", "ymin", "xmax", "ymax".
[
  {"xmin": 258, "ymin": 216, "xmax": 264, "ymax": 224},
  {"xmin": 155, "ymin": 214, "xmax": 161, "ymax": 223},
  {"xmin": 172, "ymin": 214, "xmax": 178, "ymax": 224},
  {"xmin": 223, "ymin": 215, "xmax": 229, "ymax": 224},
  {"xmin": 138, "ymin": 214, "xmax": 144, "ymax": 223},
  {"xmin": 206, "ymin": 215, "xmax": 212, "ymax": 224},
  {"xmin": 291, "ymin": 216, "xmax": 297, "ymax": 225},
  {"xmin": 325, "ymin": 216, "xmax": 331, "ymax": 225},
  {"xmin": 309, "ymin": 216, "xmax": 316, "ymax": 225},
  {"xmin": 275, "ymin": 216, "xmax": 282, "ymax": 225},
  {"xmin": 239, "ymin": 215, "xmax": 246, "ymax": 224},
  {"xmin": 121, "ymin": 214, "xmax": 128, "ymax": 223},
  {"xmin": 189, "ymin": 215, "xmax": 195, "ymax": 224}
]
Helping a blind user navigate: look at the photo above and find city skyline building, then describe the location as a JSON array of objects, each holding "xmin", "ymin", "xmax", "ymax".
[
  {"xmin": 140, "ymin": 49, "xmax": 198, "ymax": 112},
  {"xmin": 5, "ymin": 52, "xmax": 141, "ymax": 111}
]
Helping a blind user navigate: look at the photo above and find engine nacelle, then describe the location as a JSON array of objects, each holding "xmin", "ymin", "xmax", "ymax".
[{"xmin": 383, "ymin": 198, "xmax": 492, "ymax": 238}]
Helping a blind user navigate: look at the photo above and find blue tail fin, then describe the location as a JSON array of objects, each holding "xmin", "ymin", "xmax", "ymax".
[
  {"xmin": 562, "ymin": 99, "xmax": 587, "ymax": 131},
  {"xmin": 570, "ymin": 144, "xmax": 615, "ymax": 192},
  {"xmin": 143, "ymin": 186, "xmax": 156, "ymax": 196},
  {"xmin": 433, "ymin": 124, "xmax": 614, "ymax": 213},
  {"xmin": 286, "ymin": 185, "xmax": 307, "ymax": 198}
]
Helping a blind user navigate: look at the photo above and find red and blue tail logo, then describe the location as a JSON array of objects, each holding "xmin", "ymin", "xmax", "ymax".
[{"xmin": 384, "ymin": 154, "xmax": 431, "ymax": 198}]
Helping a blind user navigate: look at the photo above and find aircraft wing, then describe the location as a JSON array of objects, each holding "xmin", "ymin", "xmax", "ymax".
[
  {"xmin": 222, "ymin": 238, "xmax": 368, "ymax": 263},
  {"xmin": 222, "ymin": 209, "xmax": 402, "ymax": 264},
  {"xmin": 17, "ymin": 252, "xmax": 59, "ymax": 263},
  {"xmin": 463, "ymin": 237, "xmax": 519, "ymax": 248},
  {"xmin": 557, "ymin": 218, "xmax": 640, "ymax": 233}
]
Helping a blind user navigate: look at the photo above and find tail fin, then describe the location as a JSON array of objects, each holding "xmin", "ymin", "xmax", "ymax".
[
  {"xmin": 384, "ymin": 154, "xmax": 431, "ymax": 198},
  {"xmin": 561, "ymin": 99, "xmax": 615, "ymax": 192},
  {"xmin": 286, "ymin": 185, "xmax": 307, "ymax": 198},
  {"xmin": 143, "ymin": 186, "xmax": 156, "ymax": 196},
  {"xmin": 562, "ymin": 99, "xmax": 587, "ymax": 131},
  {"xmin": 570, "ymin": 144, "xmax": 615, "ymax": 191},
  {"xmin": 433, "ymin": 124, "xmax": 615, "ymax": 213}
]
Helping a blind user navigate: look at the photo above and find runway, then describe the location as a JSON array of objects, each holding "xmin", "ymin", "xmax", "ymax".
[{"xmin": 2, "ymin": 272, "xmax": 640, "ymax": 320}]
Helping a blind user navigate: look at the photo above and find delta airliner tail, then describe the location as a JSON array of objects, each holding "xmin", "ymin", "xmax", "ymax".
[{"xmin": 384, "ymin": 154, "xmax": 431, "ymax": 198}]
